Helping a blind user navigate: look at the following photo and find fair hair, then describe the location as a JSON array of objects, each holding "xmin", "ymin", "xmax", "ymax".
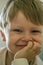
[{"xmin": 0, "ymin": 0, "xmax": 43, "ymax": 28}]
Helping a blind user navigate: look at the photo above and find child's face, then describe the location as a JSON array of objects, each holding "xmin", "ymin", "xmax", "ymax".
[{"xmin": 7, "ymin": 11, "xmax": 42, "ymax": 54}]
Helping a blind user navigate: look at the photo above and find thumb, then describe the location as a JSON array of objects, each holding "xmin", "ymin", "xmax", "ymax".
[{"xmin": 27, "ymin": 41, "xmax": 33, "ymax": 49}]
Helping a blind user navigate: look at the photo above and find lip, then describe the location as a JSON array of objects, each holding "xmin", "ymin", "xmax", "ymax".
[
  {"xmin": 16, "ymin": 45, "xmax": 27, "ymax": 46},
  {"xmin": 16, "ymin": 45, "xmax": 27, "ymax": 48},
  {"xmin": 16, "ymin": 42, "xmax": 27, "ymax": 46}
]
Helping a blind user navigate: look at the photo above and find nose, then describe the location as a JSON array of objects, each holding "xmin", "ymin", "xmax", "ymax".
[{"xmin": 22, "ymin": 32, "xmax": 32, "ymax": 42}]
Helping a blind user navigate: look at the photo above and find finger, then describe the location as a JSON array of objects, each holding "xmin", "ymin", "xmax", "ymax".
[
  {"xmin": 31, "ymin": 47, "xmax": 41, "ymax": 55},
  {"xmin": 31, "ymin": 48, "xmax": 41, "ymax": 54},
  {"xmin": 27, "ymin": 41, "xmax": 34, "ymax": 49},
  {"xmin": 32, "ymin": 41, "xmax": 41, "ymax": 51},
  {"xmin": 28, "ymin": 49, "xmax": 41, "ymax": 61},
  {"xmin": 30, "ymin": 48, "xmax": 41, "ymax": 58},
  {"xmin": 29, "ymin": 41, "xmax": 41, "ymax": 56}
]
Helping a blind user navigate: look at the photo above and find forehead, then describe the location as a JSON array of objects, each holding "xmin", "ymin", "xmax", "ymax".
[{"xmin": 10, "ymin": 11, "xmax": 42, "ymax": 30}]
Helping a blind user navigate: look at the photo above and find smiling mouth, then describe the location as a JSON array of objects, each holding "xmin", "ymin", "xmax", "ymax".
[{"xmin": 16, "ymin": 45, "xmax": 27, "ymax": 48}]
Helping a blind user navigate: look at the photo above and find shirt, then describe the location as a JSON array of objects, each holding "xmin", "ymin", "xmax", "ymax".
[{"xmin": 0, "ymin": 47, "xmax": 43, "ymax": 65}]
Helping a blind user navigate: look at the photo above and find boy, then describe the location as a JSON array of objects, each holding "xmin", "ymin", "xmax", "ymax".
[{"xmin": 0, "ymin": 0, "xmax": 43, "ymax": 65}]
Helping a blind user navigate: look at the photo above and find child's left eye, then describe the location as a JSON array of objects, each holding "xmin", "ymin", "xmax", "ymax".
[
  {"xmin": 13, "ymin": 29, "xmax": 23, "ymax": 33},
  {"xmin": 31, "ymin": 30, "xmax": 41, "ymax": 34}
]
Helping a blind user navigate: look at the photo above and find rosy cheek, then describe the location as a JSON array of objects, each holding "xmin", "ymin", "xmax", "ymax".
[
  {"xmin": 9, "ymin": 34, "xmax": 21, "ymax": 44},
  {"xmin": 32, "ymin": 35, "xmax": 42, "ymax": 43}
]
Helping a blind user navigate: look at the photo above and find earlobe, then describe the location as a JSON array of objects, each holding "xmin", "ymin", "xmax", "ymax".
[{"xmin": 0, "ymin": 30, "xmax": 6, "ymax": 41}]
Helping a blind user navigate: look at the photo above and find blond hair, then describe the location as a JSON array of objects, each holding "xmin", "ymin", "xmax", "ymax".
[{"xmin": 0, "ymin": 0, "xmax": 43, "ymax": 29}]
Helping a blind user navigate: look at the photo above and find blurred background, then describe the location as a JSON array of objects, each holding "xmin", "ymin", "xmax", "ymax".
[{"xmin": 0, "ymin": 0, "xmax": 43, "ymax": 60}]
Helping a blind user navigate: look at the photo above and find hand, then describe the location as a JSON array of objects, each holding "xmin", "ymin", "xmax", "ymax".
[{"xmin": 14, "ymin": 41, "xmax": 41, "ymax": 61}]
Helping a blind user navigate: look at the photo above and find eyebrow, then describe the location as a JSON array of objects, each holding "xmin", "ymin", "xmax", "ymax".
[
  {"xmin": 30, "ymin": 26, "xmax": 41, "ymax": 30},
  {"xmin": 11, "ymin": 25, "xmax": 24, "ymax": 30}
]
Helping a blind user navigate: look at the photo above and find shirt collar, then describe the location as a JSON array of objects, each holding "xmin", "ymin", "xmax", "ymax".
[{"xmin": 1, "ymin": 47, "xmax": 7, "ymax": 65}]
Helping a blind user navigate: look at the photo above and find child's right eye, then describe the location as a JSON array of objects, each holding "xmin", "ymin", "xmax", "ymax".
[{"xmin": 12, "ymin": 29, "xmax": 23, "ymax": 33}]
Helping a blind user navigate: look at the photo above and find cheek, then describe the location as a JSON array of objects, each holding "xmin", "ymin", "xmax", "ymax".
[
  {"xmin": 9, "ymin": 34, "xmax": 21, "ymax": 44},
  {"xmin": 32, "ymin": 35, "xmax": 42, "ymax": 43},
  {"xmin": 7, "ymin": 33, "xmax": 22, "ymax": 54}
]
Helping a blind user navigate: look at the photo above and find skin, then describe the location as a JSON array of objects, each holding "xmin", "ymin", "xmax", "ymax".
[{"xmin": 0, "ymin": 11, "xmax": 43, "ymax": 65}]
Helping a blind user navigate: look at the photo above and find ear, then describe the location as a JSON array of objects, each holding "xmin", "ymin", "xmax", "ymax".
[{"xmin": 0, "ymin": 30, "xmax": 6, "ymax": 41}]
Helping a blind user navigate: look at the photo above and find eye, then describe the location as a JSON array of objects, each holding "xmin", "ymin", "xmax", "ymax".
[
  {"xmin": 31, "ymin": 30, "xmax": 41, "ymax": 34},
  {"xmin": 13, "ymin": 29, "xmax": 23, "ymax": 33}
]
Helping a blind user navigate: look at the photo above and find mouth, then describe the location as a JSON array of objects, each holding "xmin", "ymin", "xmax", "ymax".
[
  {"xmin": 16, "ymin": 44, "xmax": 27, "ymax": 48},
  {"xmin": 15, "ymin": 41, "xmax": 28, "ymax": 49}
]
